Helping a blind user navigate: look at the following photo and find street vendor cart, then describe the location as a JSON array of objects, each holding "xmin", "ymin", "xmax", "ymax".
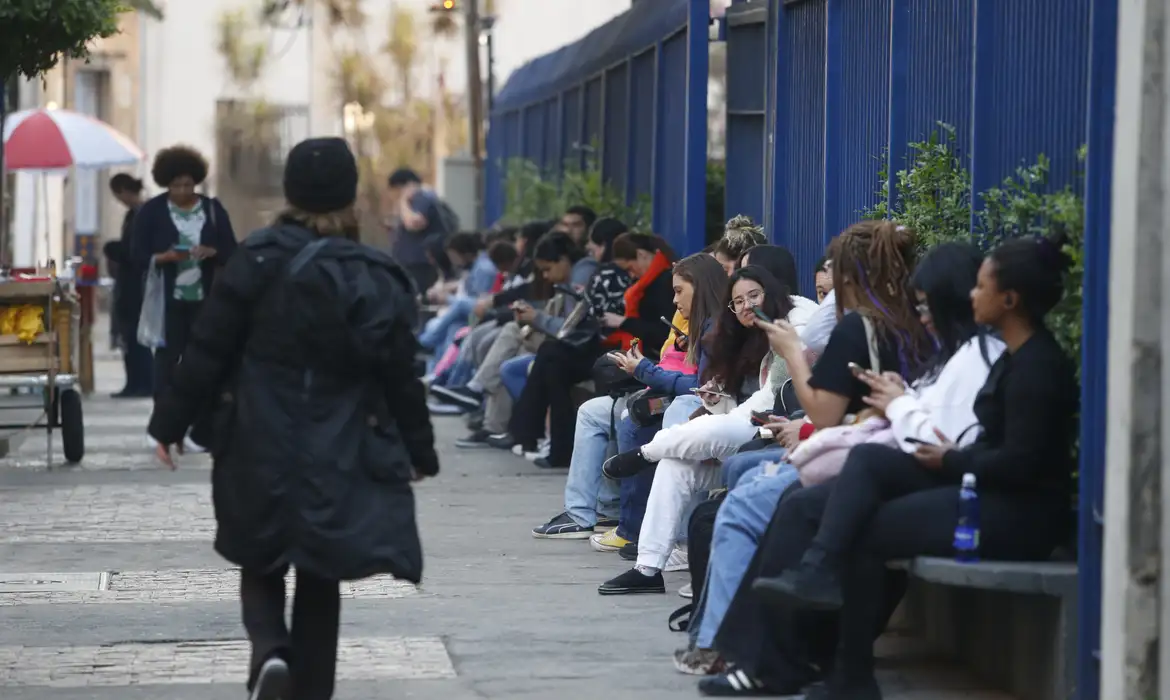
[{"xmin": 0, "ymin": 273, "xmax": 83, "ymax": 465}]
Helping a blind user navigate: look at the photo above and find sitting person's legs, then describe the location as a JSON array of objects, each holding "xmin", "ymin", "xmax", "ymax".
[
  {"xmin": 827, "ymin": 486, "xmax": 1068, "ymax": 696},
  {"xmin": 720, "ymin": 447, "xmax": 786, "ymax": 491},
  {"xmin": 691, "ymin": 463, "xmax": 802, "ymax": 656},
  {"xmin": 615, "ymin": 395, "xmax": 703, "ymax": 544},
  {"xmin": 419, "ymin": 295, "xmax": 475, "ymax": 352},
  {"xmin": 533, "ymin": 395, "xmax": 624, "ymax": 538},
  {"xmin": 482, "ymin": 354, "xmax": 533, "ymax": 437}
]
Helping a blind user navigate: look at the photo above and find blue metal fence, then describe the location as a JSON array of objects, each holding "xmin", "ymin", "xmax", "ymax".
[
  {"xmin": 724, "ymin": 2, "xmax": 1113, "ymax": 698},
  {"xmin": 485, "ymin": 0, "xmax": 710, "ymax": 255}
]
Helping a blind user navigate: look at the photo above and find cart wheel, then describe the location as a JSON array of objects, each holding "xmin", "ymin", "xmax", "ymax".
[{"xmin": 59, "ymin": 389, "xmax": 84, "ymax": 464}]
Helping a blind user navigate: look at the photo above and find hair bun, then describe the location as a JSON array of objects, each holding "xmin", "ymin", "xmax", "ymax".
[{"xmin": 1036, "ymin": 233, "xmax": 1073, "ymax": 274}]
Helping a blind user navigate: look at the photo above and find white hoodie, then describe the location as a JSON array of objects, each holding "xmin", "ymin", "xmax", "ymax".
[{"xmin": 885, "ymin": 335, "xmax": 1006, "ymax": 451}]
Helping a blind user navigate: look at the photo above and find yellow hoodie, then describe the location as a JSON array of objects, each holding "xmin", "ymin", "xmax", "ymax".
[{"xmin": 660, "ymin": 309, "xmax": 689, "ymax": 357}]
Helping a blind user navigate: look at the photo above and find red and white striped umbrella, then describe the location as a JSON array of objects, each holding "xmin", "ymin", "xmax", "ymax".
[{"xmin": 2, "ymin": 107, "xmax": 144, "ymax": 171}]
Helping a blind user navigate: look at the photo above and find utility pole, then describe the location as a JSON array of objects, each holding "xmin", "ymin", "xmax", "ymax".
[{"xmin": 463, "ymin": 0, "xmax": 485, "ymax": 229}]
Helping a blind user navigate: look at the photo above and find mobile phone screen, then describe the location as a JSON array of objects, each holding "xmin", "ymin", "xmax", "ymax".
[{"xmin": 903, "ymin": 437, "xmax": 929, "ymax": 446}]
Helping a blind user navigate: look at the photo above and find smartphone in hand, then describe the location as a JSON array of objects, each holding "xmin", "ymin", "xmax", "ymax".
[
  {"xmin": 751, "ymin": 307, "xmax": 772, "ymax": 323},
  {"xmin": 903, "ymin": 436, "xmax": 929, "ymax": 446},
  {"xmin": 750, "ymin": 410, "xmax": 773, "ymax": 427},
  {"xmin": 847, "ymin": 362, "xmax": 866, "ymax": 378}
]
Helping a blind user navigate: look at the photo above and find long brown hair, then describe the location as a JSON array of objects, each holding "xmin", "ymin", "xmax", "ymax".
[
  {"xmin": 672, "ymin": 253, "xmax": 727, "ymax": 366},
  {"xmin": 829, "ymin": 220, "xmax": 931, "ymax": 377},
  {"xmin": 277, "ymin": 204, "xmax": 360, "ymax": 241}
]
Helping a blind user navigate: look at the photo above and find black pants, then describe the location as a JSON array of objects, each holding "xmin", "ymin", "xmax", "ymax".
[
  {"xmin": 815, "ymin": 444, "xmax": 1068, "ymax": 680},
  {"xmin": 118, "ymin": 316, "xmax": 154, "ymax": 394},
  {"xmin": 241, "ymin": 565, "xmax": 341, "ymax": 700},
  {"xmin": 152, "ymin": 300, "xmax": 203, "ymax": 402},
  {"xmin": 716, "ymin": 444, "xmax": 1068, "ymax": 686},
  {"xmin": 508, "ymin": 339, "xmax": 599, "ymax": 465}
]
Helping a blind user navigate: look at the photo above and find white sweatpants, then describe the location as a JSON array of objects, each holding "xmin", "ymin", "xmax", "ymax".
[
  {"xmin": 636, "ymin": 457, "xmax": 724, "ymax": 570},
  {"xmin": 641, "ymin": 409, "xmax": 762, "ymax": 464}
]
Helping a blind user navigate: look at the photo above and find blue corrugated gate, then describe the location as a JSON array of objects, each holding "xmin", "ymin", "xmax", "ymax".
[{"xmin": 486, "ymin": 0, "xmax": 710, "ymax": 256}]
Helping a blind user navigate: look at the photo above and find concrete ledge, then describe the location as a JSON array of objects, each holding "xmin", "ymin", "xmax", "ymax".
[{"xmin": 908, "ymin": 558, "xmax": 1077, "ymax": 598}]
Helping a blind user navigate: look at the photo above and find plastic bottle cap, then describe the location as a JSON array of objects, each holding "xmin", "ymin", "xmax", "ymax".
[{"xmin": 962, "ymin": 473, "xmax": 976, "ymax": 489}]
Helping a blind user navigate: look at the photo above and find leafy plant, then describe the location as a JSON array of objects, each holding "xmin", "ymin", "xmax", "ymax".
[
  {"xmin": 865, "ymin": 126, "xmax": 1085, "ymax": 370},
  {"xmin": 0, "ymin": 0, "xmax": 122, "ymax": 79},
  {"xmin": 863, "ymin": 123, "xmax": 972, "ymax": 251},
  {"xmin": 706, "ymin": 160, "xmax": 726, "ymax": 244},
  {"xmin": 500, "ymin": 151, "xmax": 652, "ymax": 230}
]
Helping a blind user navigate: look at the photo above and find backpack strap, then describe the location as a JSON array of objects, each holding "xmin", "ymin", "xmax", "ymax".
[{"xmin": 861, "ymin": 316, "xmax": 881, "ymax": 373}]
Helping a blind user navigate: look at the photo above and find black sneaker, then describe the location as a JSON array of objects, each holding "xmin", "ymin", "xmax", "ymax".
[
  {"xmin": 248, "ymin": 655, "xmax": 290, "ymax": 700},
  {"xmin": 596, "ymin": 516, "xmax": 619, "ymax": 529},
  {"xmin": 486, "ymin": 432, "xmax": 516, "ymax": 450},
  {"xmin": 466, "ymin": 410, "xmax": 485, "ymax": 431},
  {"xmin": 532, "ymin": 512, "xmax": 594, "ymax": 539},
  {"xmin": 430, "ymin": 384, "xmax": 484, "ymax": 410},
  {"xmin": 598, "ymin": 568, "xmax": 665, "ymax": 595},
  {"xmin": 534, "ymin": 456, "xmax": 568, "ymax": 469},
  {"xmin": 697, "ymin": 666, "xmax": 798, "ymax": 696},
  {"xmin": 619, "ymin": 542, "xmax": 638, "ymax": 561},
  {"xmin": 602, "ymin": 448, "xmax": 655, "ymax": 479},
  {"xmin": 454, "ymin": 430, "xmax": 493, "ymax": 449},
  {"xmin": 752, "ymin": 564, "xmax": 843, "ymax": 611}
]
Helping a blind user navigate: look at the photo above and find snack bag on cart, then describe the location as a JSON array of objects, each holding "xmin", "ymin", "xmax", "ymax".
[
  {"xmin": 138, "ymin": 260, "xmax": 167, "ymax": 349},
  {"xmin": 14, "ymin": 305, "xmax": 44, "ymax": 343}
]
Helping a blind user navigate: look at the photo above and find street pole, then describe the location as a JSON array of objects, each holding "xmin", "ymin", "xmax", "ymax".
[
  {"xmin": 0, "ymin": 78, "xmax": 9, "ymax": 269},
  {"xmin": 482, "ymin": 15, "xmax": 496, "ymax": 116},
  {"xmin": 464, "ymin": 0, "xmax": 485, "ymax": 229}
]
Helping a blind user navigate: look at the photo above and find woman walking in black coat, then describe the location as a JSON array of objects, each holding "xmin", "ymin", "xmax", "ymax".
[{"xmin": 148, "ymin": 137, "xmax": 439, "ymax": 700}]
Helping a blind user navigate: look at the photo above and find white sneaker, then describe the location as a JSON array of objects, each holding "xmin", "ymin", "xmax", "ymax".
[
  {"xmin": 183, "ymin": 436, "xmax": 206, "ymax": 454},
  {"xmin": 511, "ymin": 444, "xmax": 525, "ymax": 456},
  {"xmin": 524, "ymin": 444, "xmax": 549, "ymax": 461},
  {"xmin": 678, "ymin": 582, "xmax": 693, "ymax": 599},
  {"xmin": 664, "ymin": 547, "xmax": 689, "ymax": 573}
]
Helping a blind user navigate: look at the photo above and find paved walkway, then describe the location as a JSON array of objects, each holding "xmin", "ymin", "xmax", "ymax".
[{"xmin": 0, "ymin": 334, "xmax": 1009, "ymax": 699}]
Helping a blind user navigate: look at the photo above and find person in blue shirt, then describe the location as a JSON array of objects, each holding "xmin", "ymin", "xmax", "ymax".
[{"xmin": 417, "ymin": 233, "xmax": 500, "ymax": 362}]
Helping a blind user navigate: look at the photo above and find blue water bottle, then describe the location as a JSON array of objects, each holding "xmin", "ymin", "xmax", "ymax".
[{"xmin": 954, "ymin": 473, "xmax": 981, "ymax": 562}]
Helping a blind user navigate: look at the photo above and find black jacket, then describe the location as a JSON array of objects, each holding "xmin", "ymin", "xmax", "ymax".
[
  {"xmin": 112, "ymin": 205, "xmax": 143, "ymax": 324},
  {"xmin": 616, "ymin": 264, "xmax": 674, "ymax": 359},
  {"xmin": 131, "ymin": 193, "xmax": 238, "ymax": 305},
  {"xmin": 148, "ymin": 223, "xmax": 438, "ymax": 583}
]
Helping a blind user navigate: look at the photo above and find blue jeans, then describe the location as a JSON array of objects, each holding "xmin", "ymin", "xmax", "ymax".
[
  {"xmin": 616, "ymin": 394, "xmax": 703, "ymax": 542},
  {"xmin": 500, "ymin": 354, "xmax": 534, "ymax": 401},
  {"xmin": 690, "ymin": 461, "xmax": 801, "ymax": 649},
  {"xmin": 442, "ymin": 358, "xmax": 475, "ymax": 389},
  {"xmin": 564, "ymin": 396, "xmax": 625, "ymax": 527},
  {"xmin": 419, "ymin": 296, "xmax": 475, "ymax": 356},
  {"xmin": 721, "ymin": 447, "xmax": 788, "ymax": 490}
]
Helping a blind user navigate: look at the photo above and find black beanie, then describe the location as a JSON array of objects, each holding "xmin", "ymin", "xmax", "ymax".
[{"xmin": 283, "ymin": 137, "xmax": 358, "ymax": 214}]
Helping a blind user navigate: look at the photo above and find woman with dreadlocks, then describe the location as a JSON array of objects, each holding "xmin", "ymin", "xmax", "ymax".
[{"xmin": 690, "ymin": 219, "xmax": 934, "ymax": 696}]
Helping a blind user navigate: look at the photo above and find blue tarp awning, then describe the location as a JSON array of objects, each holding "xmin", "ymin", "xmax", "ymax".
[{"xmin": 493, "ymin": 0, "xmax": 690, "ymax": 113}]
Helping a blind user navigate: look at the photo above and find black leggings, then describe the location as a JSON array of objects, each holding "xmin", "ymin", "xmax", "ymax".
[
  {"xmin": 818, "ymin": 444, "xmax": 1068, "ymax": 680},
  {"xmin": 715, "ymin": 445, "xmax": 1069, "ymax": 687},
  {"xmin": 508, "ymin": 339, "xmax": 598, "ymax": 464},
  {"xmin": 241, "ymin": 565, "xmax": 341, "ymax": 700}
]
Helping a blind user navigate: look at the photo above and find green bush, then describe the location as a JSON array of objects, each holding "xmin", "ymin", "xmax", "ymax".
[
  {"xmin": 706, "ymin": 160, "xmax": 727, "ymax": 244},
  {"xmin": 866, "ymin": 126, "xmax": 1085, "ymax": 370},
  {"xmin": 500, "ymin": 151, "xmax": 651, "ymax": 230}
]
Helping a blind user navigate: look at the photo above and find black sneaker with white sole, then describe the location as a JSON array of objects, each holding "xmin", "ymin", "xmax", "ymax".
[
  {"xmin": 454, "ymin": 430, "xmax": 493, "ymax": 449},
  {"xmin": 532, "ymin": 512, "xmax": 594, "ymax": 539},
  {"xmin": 619, "ymin": 542, "xmax": 638, "ymax": 561},
  {"xmin": 602, "ymin": 448, "xmax": 655, "ymax": 479},
  {"xmin": 486, "ymin": 432, "xmax": 517, "ymax": 450},
  {"xmin": 430, "ymin": 384, "xmax": 484, "ymax": 410},
  {"xmin": 598, "ymin": 568, "xmax": 665, "ymax": 595},
  {"xmin": 248, "ymin": 655, "xmax": 290, "ymax": 700}
]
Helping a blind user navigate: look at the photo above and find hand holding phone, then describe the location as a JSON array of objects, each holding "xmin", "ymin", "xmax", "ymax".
[
  {"xmin": 903, "ymin": 436, "xmax": 929, "ymax": 446},
  {"xmin": 847, "ymin": 362, "xmax": 866, "ymax": 378},
  {"xmin": 750, "ymin": 410, "xmax": 776, "ymax": 427},
  {"xmin": 751, "ymin": 307, "xmax": 772, "ymax": 323}
]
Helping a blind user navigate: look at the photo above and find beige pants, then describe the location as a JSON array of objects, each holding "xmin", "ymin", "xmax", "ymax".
[{"xmin": 474, "ymin": 321, "xmax": 544, "ymax": 434}]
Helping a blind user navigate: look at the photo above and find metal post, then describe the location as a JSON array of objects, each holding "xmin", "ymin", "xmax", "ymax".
[
  {"xmin": 0, "ymin": 78, "xmax": 8, "ymax": 267},
  {"xmin": 483, "ymin": 15, "xmax": 496, "ymax": 116},
  {"xmin": 464, "ymin": 0, "xmax": 485, "ymax": 229}
]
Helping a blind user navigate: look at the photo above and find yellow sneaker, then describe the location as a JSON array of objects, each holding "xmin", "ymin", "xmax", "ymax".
[{"xmin": 590, "ymin": 527, "xmax": 630, "ymax": 553}]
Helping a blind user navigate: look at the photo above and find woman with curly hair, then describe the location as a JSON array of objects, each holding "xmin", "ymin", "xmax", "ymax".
[{"xmin": 132, "ymin": 145, "xmax": 238, "ymax": 447}]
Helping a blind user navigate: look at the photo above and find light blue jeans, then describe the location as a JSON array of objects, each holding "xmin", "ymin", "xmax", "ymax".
[
  {"xmin": 690, "ymin": 459, "xmax": 801, "ymax": 649},
  {"xmin": 564, "ymin": 395, "xmax": 625, "ymax": 527},
  {"xmin": 419, "ymin": 296, "xmax": 475, "ymax": 358}
]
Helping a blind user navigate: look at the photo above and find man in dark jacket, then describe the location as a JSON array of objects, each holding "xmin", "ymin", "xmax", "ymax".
[
  {"xmin": 107, "ymin": 173, "xmax": 153, "ymax": 397},
  {"xmin": 148, "ymin": 137, "xmax": 438, "ymax": 700}
]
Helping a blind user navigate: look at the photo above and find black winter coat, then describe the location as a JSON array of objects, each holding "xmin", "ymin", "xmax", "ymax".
[{"xmin": 148, "ymin": 222, "xmax": 439, "ymax": 583}]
